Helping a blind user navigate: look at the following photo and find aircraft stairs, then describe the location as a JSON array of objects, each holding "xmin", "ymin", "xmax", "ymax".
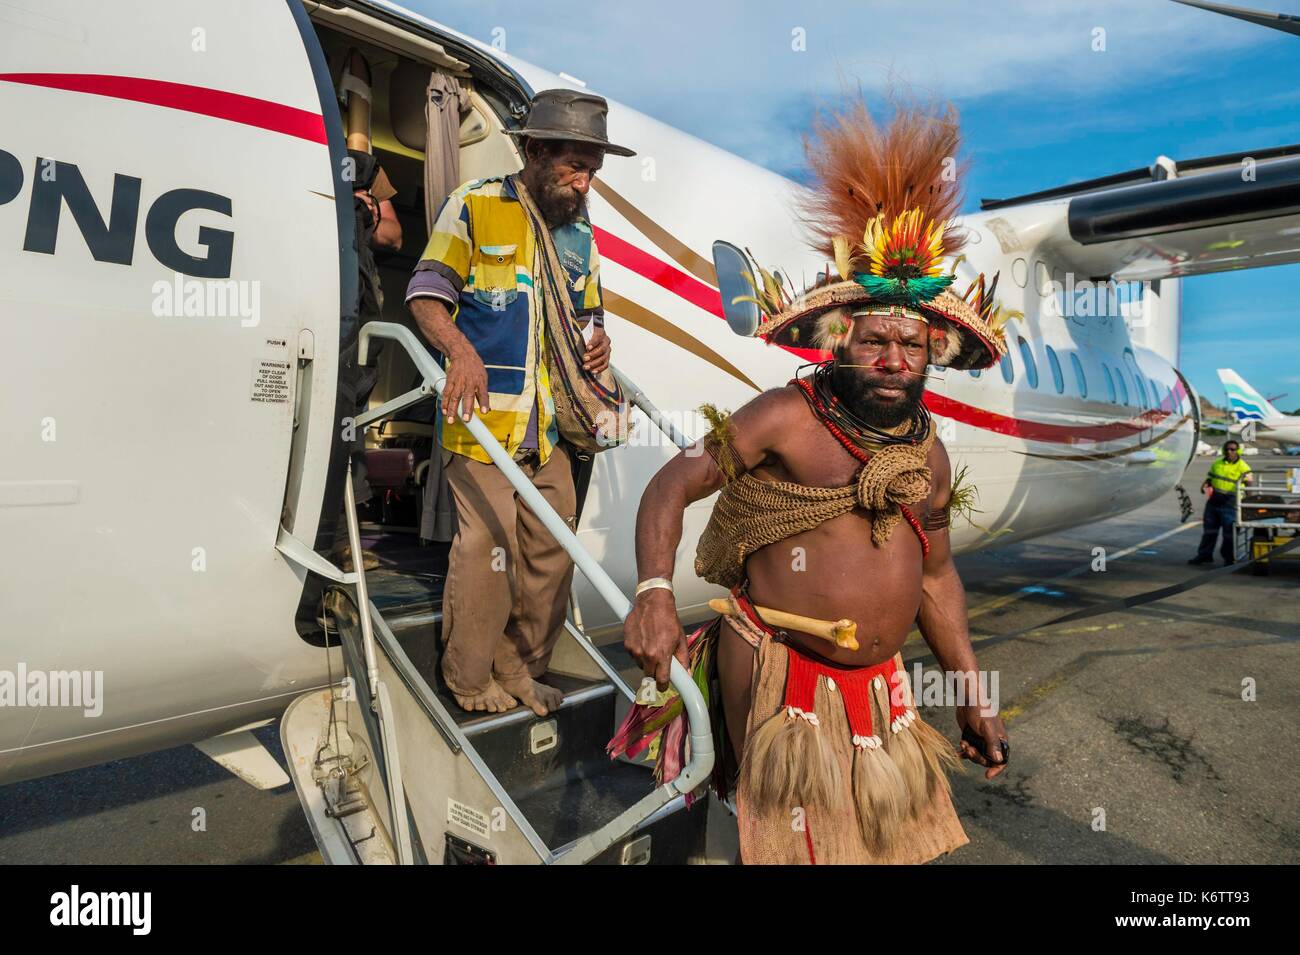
[{"xmin": 279, "ymin": 322, "xmax": 715, "ymax": 865}]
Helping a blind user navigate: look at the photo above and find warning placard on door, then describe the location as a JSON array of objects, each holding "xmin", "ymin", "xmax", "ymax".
[
  {"xmin": 251, "ymin": 359, "xmax": 291, "ymax": 404},
  {"xmin": 447, "ymin": 797, "xmax": 491, "ymax": 839}
]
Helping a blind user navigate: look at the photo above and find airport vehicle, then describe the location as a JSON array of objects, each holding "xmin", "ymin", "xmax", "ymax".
[
  {"xmin": 1218, "ymin": 369, "xmax": 1300, "ymax": 447},
  {"xmin": 1234, "ymin": 463, "xmax": 1300, "ymax": 574},
  {"xmin": 4, "ymin": 0, "xmax": 1300, "ymax": 861}
]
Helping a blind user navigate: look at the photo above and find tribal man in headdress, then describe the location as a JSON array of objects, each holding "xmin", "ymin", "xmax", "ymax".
[{"xmin": 611, "ymin": 95, "xmax": 1010, "ymax": 863}]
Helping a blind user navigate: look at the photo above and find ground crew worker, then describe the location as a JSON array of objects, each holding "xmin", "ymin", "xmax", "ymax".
[{"xmin": 1189, "ymin": 440, "xmax": 1253, "ymax": 565}]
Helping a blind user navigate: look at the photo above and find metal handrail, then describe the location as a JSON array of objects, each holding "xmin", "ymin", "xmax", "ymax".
[
  {"xmin": 612, "ymin": 367, "xmax": 692, "ymax": 451},
  {"xmin": 357, "ymin": 322, "xmax": 715, "ymax": 860},
  {"xmin": 343, "ymin": 465, "xmax": 380, "ymax": 701}
]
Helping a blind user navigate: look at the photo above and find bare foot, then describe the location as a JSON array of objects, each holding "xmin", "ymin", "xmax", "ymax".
[
  {"xmin": 451, "ymin": 679, "xmax": 518, "ymax": 714},
  {"xmin": 499, "ymin": 677, "xmax": 564, "ymax": 717}
]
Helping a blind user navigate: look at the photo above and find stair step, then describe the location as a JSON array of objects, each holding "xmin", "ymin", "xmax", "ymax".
[
  {"xmin": 328, "ymin": 557, "xmax": 701, "ymax": 863},
  {"xmin": 470, "ymin": 675, "xmax": 623, "ymax": 797},
  {"xmin": 461, "ymin": 681, "xmax": 614, "ymax": 737},
  {"xmin": 366, "ymin": 564, "xmax": 444, "ymax": 618},
  {"xmin": 358, "ymin": 565, "xmax": 696, "ymax": 859},
  {"xmin": 518, "ymin": 762, "xmax": 710, "ymax": 862},
  {"xmin": 376, "ymin": 603, "xmax": 617, "ymax": 732}
]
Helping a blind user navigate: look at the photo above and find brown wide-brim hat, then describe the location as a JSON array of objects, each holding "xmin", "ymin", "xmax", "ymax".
[
  {"xmin": 506, "ymin": 88, "xmax": 636, "ymax": 157},
  {"xmin": 758, "ymin": 279, "xmax": 1004, "ymax": 371}
]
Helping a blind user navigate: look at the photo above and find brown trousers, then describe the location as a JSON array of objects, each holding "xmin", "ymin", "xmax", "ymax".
[{"xmin": 440, "ymin": 443, "xmax": 577, "ymax": 696}]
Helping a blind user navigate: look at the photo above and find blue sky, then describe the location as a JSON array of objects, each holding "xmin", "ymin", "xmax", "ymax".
[{"xmin": 407, "ymin": 0, "xmax": 1300, "ymax": 412}]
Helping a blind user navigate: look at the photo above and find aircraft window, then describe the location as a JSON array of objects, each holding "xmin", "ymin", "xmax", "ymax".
[
  {"xmin": 1103, "ymin": 364, "xmax": 1116, "ymax": 403},
  {"xmin": 1122, "ymin": 347, "xmax": 1145, "ymax": 408},
  {"xmin": 1018, "ymin": 337, "xmax": 1039, "ymax": 389},
  {"xmin": 1000, "ymin": 351, "xmax": 1014, "ymax": 384},
  {"xmin": 1116, "ymin": 369, "xmax": 1130, "ymax": 405},
  {"xmin": 1070, "ymin": 352, "xmax": 1087, "ymax": 398},
  {"xmin": 1046, "ymin": 346, "xmax": 1064, "ymax": 394}
]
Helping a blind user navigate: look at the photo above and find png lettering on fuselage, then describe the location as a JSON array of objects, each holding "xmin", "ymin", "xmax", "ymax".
[{"xmin": 0, "ymin": 149, "xmax": 233, "ymax": 278}]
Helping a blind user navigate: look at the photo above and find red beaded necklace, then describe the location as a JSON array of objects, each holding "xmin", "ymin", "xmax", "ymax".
[{"xmin": 792, "ymin": 376, "xmax": 931, "ymax": 556}]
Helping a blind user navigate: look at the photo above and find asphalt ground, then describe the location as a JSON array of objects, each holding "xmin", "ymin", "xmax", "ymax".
[
  {"xmin": 929, "ymin": 476, "xmax": 1298, "ymax": 865},
  {"xmin": 1, "ymin": 465, "xmax": 1295, "ymax": 864}
]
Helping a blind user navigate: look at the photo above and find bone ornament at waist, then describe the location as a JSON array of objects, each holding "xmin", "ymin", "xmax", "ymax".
[{"xmin": 708, "ymin": 596, "xmax": 860, "ymax": 651}]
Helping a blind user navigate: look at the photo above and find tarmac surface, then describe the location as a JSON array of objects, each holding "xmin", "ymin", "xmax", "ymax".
[{"xmin": 1, "ymin": 465, "xmax": 1296, "ymax": 864}]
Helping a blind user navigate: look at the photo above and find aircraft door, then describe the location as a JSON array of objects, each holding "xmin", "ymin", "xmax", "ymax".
[{"xmin": 0, "ymin": 0, "xmax": 354, "ymax": 772}]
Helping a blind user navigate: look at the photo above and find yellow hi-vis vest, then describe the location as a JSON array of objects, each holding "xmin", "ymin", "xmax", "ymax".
[{"xmin": 1207, "ymin": 457, "xmax": 1251, "ymax": 495}]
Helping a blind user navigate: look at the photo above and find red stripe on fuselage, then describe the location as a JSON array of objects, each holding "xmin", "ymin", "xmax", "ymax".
[
  {"xmin": 594, "ymin": 226, "xmax": 724, "ymax": 318},
  {"xmin": 593, "ymin": 225, "xmax": 1188, "ymax": 445},
  {"xmin": 928, "ymin": 391, "xmax": 1142, "ymax": 442},
  {"xmin": 0, "ymin": 72, "xmax": 327, "ymax": 144},
  {"xmin": 594, "ymin": 225, "xmax": 829, "ymax": 363}
]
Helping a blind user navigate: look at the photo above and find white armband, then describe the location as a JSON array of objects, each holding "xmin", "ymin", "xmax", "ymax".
[{"xmin": 634, "ymin": 577, "xmax": 673, "ymax": 597}]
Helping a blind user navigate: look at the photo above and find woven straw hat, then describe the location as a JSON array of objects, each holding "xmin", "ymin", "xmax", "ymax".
[{"xmin": 737, "ymin": 96, "xmax": 1007, "ymax": 370}]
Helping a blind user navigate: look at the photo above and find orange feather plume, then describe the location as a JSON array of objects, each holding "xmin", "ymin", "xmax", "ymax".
[{"xmin": 802, "ymin": 93, "xmax": 967, "ymax": 278}]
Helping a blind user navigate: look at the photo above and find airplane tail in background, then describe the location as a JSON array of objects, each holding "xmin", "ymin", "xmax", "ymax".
[{"xmin": 1218, "ymin": 368, "xmax": 1281, "ymax": 421}]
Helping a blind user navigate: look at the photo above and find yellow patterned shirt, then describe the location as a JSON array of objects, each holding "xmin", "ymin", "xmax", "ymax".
[{"xmin": 405, "ymin": 175, "xmax": 603, "ymax": 464}]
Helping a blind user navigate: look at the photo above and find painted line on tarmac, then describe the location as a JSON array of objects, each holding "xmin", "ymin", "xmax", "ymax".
[
  {"xmin": 967, "ymin": 523, "xmax": 1199, "ymax": 621},
  {"xmin": 906, "ymin": 523, "xmax": 1199, "ymax": 646},
  {"xmin": 999, "ymin": 668, "xmax": 1074, "ymax": 723}
]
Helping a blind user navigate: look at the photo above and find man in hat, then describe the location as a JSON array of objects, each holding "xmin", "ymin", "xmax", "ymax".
[
  {"xmin": 405, "ymin": 90, "xmax": 634, "ymax": 715},
  {"xmin": 612, "ymin": 97, "xmax": 1008, "ymax": 864}
]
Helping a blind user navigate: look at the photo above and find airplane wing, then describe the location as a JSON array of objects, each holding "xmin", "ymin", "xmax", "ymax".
[
  {"xmin": 979, "ymin": 142, "xmax": 1300, "ymax": 283},
  {"xmin": 976, "ymin": 2, "xmax": 1300, "ymax": 284}
]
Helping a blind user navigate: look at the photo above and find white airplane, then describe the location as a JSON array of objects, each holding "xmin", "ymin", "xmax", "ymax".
[
  {"xmin": 1217, "ymin": 368, "xmax": 1300, "ymax": 446},
  {"xmin": 3, "ymin": 0, "xmax": 1300, "ymax": 862}
]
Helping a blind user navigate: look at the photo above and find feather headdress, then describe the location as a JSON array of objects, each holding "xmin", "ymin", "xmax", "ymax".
[
  {"xmin": 804, "ymin": 97, "xmax": 965, "ymax": 292},
  {"xmin": 961, "ymin": 271, "xmax": 1016, "ymax": 353},
  {"xmin": 752, "ymin": 92, "xmax": 1004, "ymax": 371}
]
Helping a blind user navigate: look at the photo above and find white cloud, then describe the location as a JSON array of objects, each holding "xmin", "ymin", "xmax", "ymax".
[{"xmin": 405, "ymin": 0, "xmax": 1282, "ymax": 148}]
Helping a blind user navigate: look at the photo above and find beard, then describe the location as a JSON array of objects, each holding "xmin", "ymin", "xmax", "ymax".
[
  {"xmin": 831, "ymin": 358, "xmax": 926, "ymax": 430},
  {"xmin": 533, "ymin": 170, "xmax": 582, "ymax": 228}
]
